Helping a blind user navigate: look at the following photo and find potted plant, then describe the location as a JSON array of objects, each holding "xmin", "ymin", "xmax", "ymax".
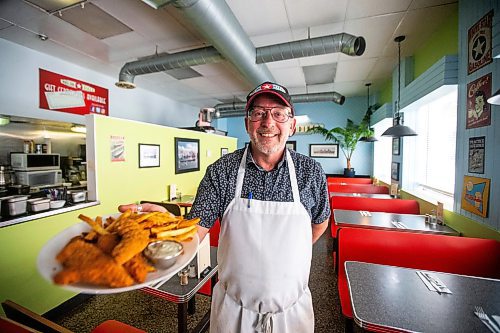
[{"xmin": 308, "ymin": 113, "xmax": 373, "ymax": 177}]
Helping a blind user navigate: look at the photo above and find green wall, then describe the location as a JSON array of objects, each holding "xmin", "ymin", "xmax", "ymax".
[
  {"xmin": 413, "ymin": 11, "xmax": 458, "ymax": 79},
  {"xmin": 0, "ymin": 115, "xmax": 236, "ymax": 315}
]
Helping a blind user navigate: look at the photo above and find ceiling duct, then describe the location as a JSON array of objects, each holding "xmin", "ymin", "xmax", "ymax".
[
  {"xmin": 256, "ymin": 33, "xmax": 365, "ymax": 63},
  {"xmin": 116, "ymin": 46, "xmax": 222, "ymax": 88},
  {"xmin": 214, "ymin": 91, "xmax": 345, "ymax": 118},
  {"xmin": 122, "ymin": 0, "xmax": 366, "ymax": 91}
]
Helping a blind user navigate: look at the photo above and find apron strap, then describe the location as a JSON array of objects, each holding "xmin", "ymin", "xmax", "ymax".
[
  {"xmin": 235, "ymin": 147, "xmax": 300, "ymax": 203},
  {"xmin": 256, "ymin": 312, "xmax": 273, "ymax": 333}
]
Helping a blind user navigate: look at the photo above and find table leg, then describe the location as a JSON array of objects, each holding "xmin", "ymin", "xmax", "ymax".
[
  {"xmin": 188, "ymin": 297, "xmax": 196, "ymax": 315},
  {"xmin": 177, "ymin": 302, "xmax": 188, "ymax": 333}
]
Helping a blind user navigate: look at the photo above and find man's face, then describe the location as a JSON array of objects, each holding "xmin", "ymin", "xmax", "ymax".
[
  {"xmin": 475, "ymin": 95, "xmax": 485, "ymax": 115},
  {"xmin": 245, "ymin": 94, "xmax": 296, "ymax": 156}
]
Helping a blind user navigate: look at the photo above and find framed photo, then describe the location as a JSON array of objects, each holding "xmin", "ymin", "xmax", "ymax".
[
  {"xmin": 138, "ymin": 144, "xmax": 160, "ymax": 168},
  {"xmin": 391, "ymin": 162, "xmax": 400, "ymax": 181},
  {"xmin": 468, "ymin": 136, "xmax": 485, "ymax": 174},
  {"xmin": 286, "ymin": 141, "xmax": 296, "ymax": 150},
  {"xmin": 175, "ymin": 138, "xmax": 200, "ymax": 174},
  {"xmin": 309, "ymin": 144, "xmax": 339, "ymax": 158},
  {"xmin": 221, "ymin": 147, "xmax": 229, "ymax": 156},
  {"xmin": 392, "ymin": 138, "xmax": 400, "ymax": 155}
]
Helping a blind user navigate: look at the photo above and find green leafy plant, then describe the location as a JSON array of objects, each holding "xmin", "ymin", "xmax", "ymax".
[{"xmin": 308, "ymin": 113, "xmax": 373, "ymax": 170}]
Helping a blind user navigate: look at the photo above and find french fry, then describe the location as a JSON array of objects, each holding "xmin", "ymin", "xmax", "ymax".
[
  {"xmin": 134, "ymin": 211, "xmax": 159, "ymax": 223},
  {"xmin": 150, "ymin": 223, "xmax": 178, "ymax": 234},
  {"xmin": 175, "ymin": 227, "xmax": 197, "ymax": 242},
  {"xmin": 177, "ymin": 217, "xmax": 200, "ymax": 229},
  {"xmin": 78, "ymin": 214, "xmax": 109, "ymax": 235},
  {"xmin": 155, "ymin": 225, "xmax": 196, "ymax": 238}
]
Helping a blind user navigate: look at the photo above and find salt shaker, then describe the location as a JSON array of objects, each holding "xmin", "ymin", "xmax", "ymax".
[
  {"xmin": 179, "ymin": 268, "xmax": 189, "ymax": 285},
  {"xmin": 188, "ymin": 264, "xmax": 196, "ymax": 278}
]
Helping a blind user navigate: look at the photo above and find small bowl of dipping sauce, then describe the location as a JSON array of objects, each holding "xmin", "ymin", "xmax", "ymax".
[{"xmin": 144, "ymin": 240, "xmax": 183, "ymax": 269}]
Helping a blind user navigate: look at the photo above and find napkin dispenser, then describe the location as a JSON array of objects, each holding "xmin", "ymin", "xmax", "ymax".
[{"xmin": 169, "ymin": 184, "xmax": 177, "ymax": 201}]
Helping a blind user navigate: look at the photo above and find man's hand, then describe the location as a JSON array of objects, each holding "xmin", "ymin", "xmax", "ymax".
[
  {"xmin": 312, "ymin": 219, "xmax": 328, "ymax": 243},
  {"xmin": 118, "ymin": 203, "xmax": 167, "ymax": 213}
]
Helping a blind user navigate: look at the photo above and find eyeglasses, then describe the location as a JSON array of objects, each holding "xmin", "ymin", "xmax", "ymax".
[{"xmin": 247, "ymin": 106, "xmax": 292, "ymax": 123}]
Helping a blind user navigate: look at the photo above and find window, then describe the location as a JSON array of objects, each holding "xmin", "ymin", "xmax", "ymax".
[
  {"xmin": 402, "ymin": 86, "xmax": 457, "ymax": 208},
  {"xmin": 372, "ymin": 118, "xmax": 393, "ymax": 184}
]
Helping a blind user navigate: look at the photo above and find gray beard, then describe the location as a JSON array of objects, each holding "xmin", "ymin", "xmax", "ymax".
[{"xmin": 250, "ymin": 133, "xmax": 286, "ymax": 155}]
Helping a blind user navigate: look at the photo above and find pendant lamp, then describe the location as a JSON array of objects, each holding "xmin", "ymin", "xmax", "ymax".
[
  {"xmin": 382, "ymin": 36, "xmax": 417, "ymax": 137},
  {"xmin": 359, "ymin": 83, "xmax": 377, "ymax": 142},
  {"xmin": 487, "ymin": 89, "xmax": 500, "ymax": 105}
]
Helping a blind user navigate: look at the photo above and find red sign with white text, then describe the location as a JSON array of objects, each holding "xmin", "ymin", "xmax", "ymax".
[{"xmin": 39, "ymin": 68, "xmax": 108, "ymax": 116}]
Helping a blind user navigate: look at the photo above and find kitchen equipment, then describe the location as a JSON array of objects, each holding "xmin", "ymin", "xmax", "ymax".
[
  {"xmin": 69, "ymin": 191, "xmax": 87, "ymax": 203},
  {"xmin": 49, "ymin": 200, "xmax": 66, "ymax": 209},
  {"xmin": 10, "ymin": 153, "xmax": 60, "ymax": 171},
  {"xmin": 27, "ymin": 198, "xmax": 50, "ymax": 212},
  {"xmin": 15, "ymin": 169, "xmax": 63, "ymax": 187},
  {"xmin": 7, "ymin": 195, "xmax": 28, "ymax": 216},
  {"xmin": 7, "ymin": 184, "xmax": 30, "ymax": 195},
  {"xmin": 0, "ymin": 165, "xmax": 15, "ymax": 187},
  {"xmin": 144, "ymin": 240, "xmax": 183, "ymax": 269}
]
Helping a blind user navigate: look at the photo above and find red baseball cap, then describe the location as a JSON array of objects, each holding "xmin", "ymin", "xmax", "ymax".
[{"xmin": 246, "ymin": 82, "xmax": 294, "ymax": 115}]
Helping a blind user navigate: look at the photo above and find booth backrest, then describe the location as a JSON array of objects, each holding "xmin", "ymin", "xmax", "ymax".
[
  {"xmin": 330, "ymin": 196, "xmax": 420, "ymax": 238},
  {"xmin": 337, "ymin": 228, "xmax": 500, "ymax": 318},
  {"xmin": 327, "ymin": 177, "xmax": 372, "ymax": 184},
  {"xmin": 328, "ymin": 184, "xmax": 389, "ymax": 194}
]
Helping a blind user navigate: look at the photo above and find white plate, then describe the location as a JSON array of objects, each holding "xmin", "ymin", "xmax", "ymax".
[{"xmin": 37, "ymin": 218, "xmax": 199, "ymax": 294}]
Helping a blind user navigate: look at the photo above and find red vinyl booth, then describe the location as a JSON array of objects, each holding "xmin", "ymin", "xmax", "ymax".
[
  {"xmin": 337, "ymin": 228, "xmax": 500, "ymax": 319},
  {"xmin": 327, "ymin": 177, "xmax": 372, "ymax": 184},
  {"xmin": 330, "ymin": 196, "xmax": 420, "ymax": 270},
  {"xmin": 328, "ymin": 183, "xmax": 389, "ymax": 194}
]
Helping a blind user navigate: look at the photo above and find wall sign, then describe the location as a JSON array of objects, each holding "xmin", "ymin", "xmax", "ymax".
[
  {"xmin": 39, "ymin": 68, "xmax": 108, "ymax": 116},
  {"xmin": 461, "ymin": 175, "xmax": 490, "ymax": 218},
  {"xmin": 468, "ymin": 136, "xmax": 485, "ymax": 174},
  {"xmin": 466, "ymin": 73, "xmax": 491, "ymax": 129},
  {"xmin": 467, "ymin": 10, "xmax": 493, "ymax": 75}
]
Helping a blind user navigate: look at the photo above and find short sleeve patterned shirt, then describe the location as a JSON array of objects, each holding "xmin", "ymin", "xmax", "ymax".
[{"xmin": 187, "ymin": 147, "xmax": 331, "ymax": 228}]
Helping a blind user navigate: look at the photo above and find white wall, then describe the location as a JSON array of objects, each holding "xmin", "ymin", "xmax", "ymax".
[{"xmin": 0, "ymin": 39, "xmax": 198, "ymax": 127}]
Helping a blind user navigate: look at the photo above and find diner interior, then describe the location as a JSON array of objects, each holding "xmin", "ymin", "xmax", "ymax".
[{"xmin": 0, "ymin": 0, "xmax": 499, "ymax": 332}]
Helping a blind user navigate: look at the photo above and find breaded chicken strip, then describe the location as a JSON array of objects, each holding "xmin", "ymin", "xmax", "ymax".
[
  {"xmin": 55, "ymin": 238, "xmax": 134, "ymax": 287},
  {"xmin": 112, "ymin": 218, "xmax": 150, "ymax": 265},
  {"xmin": 123, "ymin": 253, "xmax": 156, "ymax": 283}
]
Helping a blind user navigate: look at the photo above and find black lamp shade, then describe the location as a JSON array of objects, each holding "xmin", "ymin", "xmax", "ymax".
[
  {"xmin": 487, "ymin": 89, "xmax": 500, "ymax": 105},
  {"xmin": 381, "ymin": 124, "xmax": 417, "ymax": 137}
]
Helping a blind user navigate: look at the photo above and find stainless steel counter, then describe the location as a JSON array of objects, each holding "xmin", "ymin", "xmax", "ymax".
[{"xmin": 0, "ymin": 200, "xmax": 100, "ymax": 228}]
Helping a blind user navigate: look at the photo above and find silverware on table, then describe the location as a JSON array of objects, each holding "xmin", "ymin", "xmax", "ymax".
[{"xmin": 475, "ymin": 306, "xmax": 500, "ymax": 333}]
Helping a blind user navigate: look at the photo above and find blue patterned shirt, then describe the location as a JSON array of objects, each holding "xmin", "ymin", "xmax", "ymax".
[{"xmin": 187, "ymin": 147, "xmax": 330, "ymax": 228}]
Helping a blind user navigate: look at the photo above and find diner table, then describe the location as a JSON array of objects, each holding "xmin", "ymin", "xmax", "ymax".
[
  {"xmin": 164, "ymin": 195, "xmax": 195, "ymax": 215},
  {"xmin": 329, "ymin": 192, "xmax": 392, "ymax": 199},
  {"xmin": 141, "ymin": 247, "xmax": 218, "ymax": 333},
  {"xmin": 334, "ymin": 209, "xmax": 460, "ymax": 236},
  {"xmin": 346, "ymin": 261, "xmax": 500, "ymax": 332}
]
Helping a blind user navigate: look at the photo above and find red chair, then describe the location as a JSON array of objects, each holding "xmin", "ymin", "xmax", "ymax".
[
  {"xmin": 327, "ymin": 177, "xmax": 372, "ymax": 184},
  {"xmin": 328, "ymin": 183, "xmax": 389, "ymax": 194},
  {"xmin": 330, "ymin": 196, "xmax": 420, "ymax": 271},
  {"xmin": 337, "ymin": 228, "xmax": 500, "ymax": 321}
]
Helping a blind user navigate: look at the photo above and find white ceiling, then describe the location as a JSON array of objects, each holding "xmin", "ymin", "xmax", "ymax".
[{"xmin": 0, "ymin": 0, "xmax": 458, "ymax": 109}]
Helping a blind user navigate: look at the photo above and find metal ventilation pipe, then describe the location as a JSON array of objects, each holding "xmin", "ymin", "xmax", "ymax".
[
  {"xmin": 256, "ymin": 33, "xmax": 365, "ymax": 63},
  {"xmin": 172, "ymin": 0, "xmax": 273, "ymax": 85},
  {"xmin": 214, "ymin": 91, "xmax": 345, "ymax": 117},
  {"xmin": 116, "ymin": 46, "xmax": 222, "ymax": 88}
]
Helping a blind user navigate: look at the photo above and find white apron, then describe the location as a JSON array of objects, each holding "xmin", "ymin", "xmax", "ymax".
[{"xmin": 210, "ymin": 148, "xmax": 314, "ymax": 333}]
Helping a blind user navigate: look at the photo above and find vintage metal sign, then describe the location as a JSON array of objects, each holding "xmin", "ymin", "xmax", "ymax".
[
  {"xmin": 467, "ymin": 10, "xmax": 493, "ymax": 75},
  {"xmin": 466, "ymin": 73, "xmax": 491, "ymax": 129}
]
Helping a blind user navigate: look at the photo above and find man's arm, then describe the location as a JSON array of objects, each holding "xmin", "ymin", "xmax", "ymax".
[
  {"xmin": 197, "ymin": 225, "xmax": 210, "ymax": 242},
  {"xmin": 311, "ymin": 219, "xmax": 328, "ymax": 243}
]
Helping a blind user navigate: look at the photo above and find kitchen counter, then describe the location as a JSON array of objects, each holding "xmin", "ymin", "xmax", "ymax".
[{"xmin": 0, "ymin": 200, "xmax": 100, "ymax": 228}]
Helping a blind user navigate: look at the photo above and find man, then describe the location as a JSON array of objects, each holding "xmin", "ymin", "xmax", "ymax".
[
  {"xmin": 120, "ymin": 81, "xmax": 330, "ymax": 332},
  {"xmin": 189, "ymin": 82, "xmax": 330, "ymax": 332}
]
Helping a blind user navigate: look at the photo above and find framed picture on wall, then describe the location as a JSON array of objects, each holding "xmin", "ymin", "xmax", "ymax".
[
  {"xmin": 175, "ymin": 138, "xmax": 200, "ymax": 174},
  {"xmin": 391, "ymin": 162, "xmax": 400, "ymax": 181},
  {"xmin": 221, "ymin": 147, "xmax": 229, "ymax": 156},
  {"xmin": 138, "ymin": 143, "xmax": 160, "ymax": 168},
  {"xmin": 392, "ymin": 138, "xmax": 400, "ymax": 155},
  {"xmin": 468, "ymin": 136, "xmax": 485, "ymax": 174},
  {"xmin": 286, "ymin": 141, "xmax": 296, "ymax": 150},
  {"xmin": 309, "ymin": 144, "xmax": 339, "ymax": 158}
]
